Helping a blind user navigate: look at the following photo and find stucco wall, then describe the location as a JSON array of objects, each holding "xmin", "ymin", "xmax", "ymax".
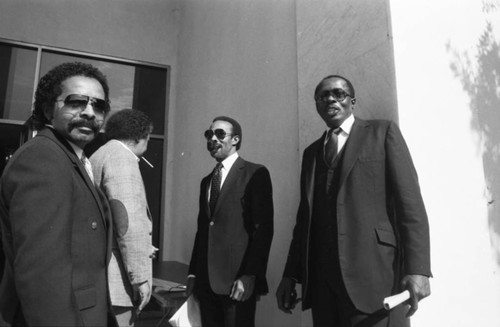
[{"xmin": 391, "ymin": 0, "xmax": 500, "ymax": 326}]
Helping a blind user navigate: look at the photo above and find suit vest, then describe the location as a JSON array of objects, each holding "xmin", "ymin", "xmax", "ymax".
[{"xmin": 310, "ymin": 143, "xmax": 345, "ymax": 256}]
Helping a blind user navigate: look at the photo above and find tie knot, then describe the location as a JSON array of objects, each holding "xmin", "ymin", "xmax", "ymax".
[
  {"xmin": 327, "ymin": 128, "xmax": 341, "ymax": 142},
  {"xmin": 215, "ymin": 162, "xmax": 223, "ymax": 171},
  {"xmin": 331, "ymin": 127, "xmax": 341, "ymax": 136}
]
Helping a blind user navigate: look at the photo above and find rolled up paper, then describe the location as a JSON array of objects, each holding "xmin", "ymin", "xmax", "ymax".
[{"xmin": 383, "ymin": 290, "xmax": 410, "ymax": 310}]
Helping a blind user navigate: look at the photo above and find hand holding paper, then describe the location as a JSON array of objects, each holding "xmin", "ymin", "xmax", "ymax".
[{"xmin": 383, "ymin": 290, "xmax": 410, "ymax": 310}]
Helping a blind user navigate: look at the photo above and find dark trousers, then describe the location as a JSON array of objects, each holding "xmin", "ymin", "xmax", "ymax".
[
  {"xmin": 195, "ymin": 283, "xmax": 256, "ymax": 327},
  {"xmin": 310, "ymin": 245, "xmax": 410, "ymax": 327}
]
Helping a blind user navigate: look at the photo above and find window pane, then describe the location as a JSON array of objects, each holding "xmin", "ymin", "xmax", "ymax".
[
  {"xmin": 0, "ymin": 43, "xmax": 37, "ymax": 121},
  {"xmin": 140, "ymin": 137, "xmax": 164, "ymax": 252},
  {"xmin": 0, "ymin": 122, "xmax": 28, "ymax": 175},
  {"xmin": 132, "ymin": 65, "xmax": 167, "ymax": 134}
]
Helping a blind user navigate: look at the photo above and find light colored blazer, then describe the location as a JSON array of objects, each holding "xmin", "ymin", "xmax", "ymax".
[{"xmin": 91, "ymin": 139, "xmax": 153, "ymax": 307}]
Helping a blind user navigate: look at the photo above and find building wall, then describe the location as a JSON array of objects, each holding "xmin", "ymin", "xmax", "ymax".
[
  {"xmin": 390, "ymin": 0, "xmax": 500, "ymax": 326},
  {"xmin": 167, "ymin": 1, "xmax": 300, "ymax": 325}
]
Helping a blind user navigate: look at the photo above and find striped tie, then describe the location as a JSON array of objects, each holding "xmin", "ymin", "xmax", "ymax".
[{"xmin": 209, "ymin": 162, "xmax": 223, "ymax": 214}]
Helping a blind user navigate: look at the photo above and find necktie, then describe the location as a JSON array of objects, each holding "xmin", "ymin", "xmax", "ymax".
[
  {"xmin": 324, "ymin": 127, "xmax": 341, "ymax": 166},
  {"xmin": 81, "ymin": 153, "xmax": 95, "ymax": 184},
  {"xmin": 209, "ymin": 162, "xmax": 223, "ymax": 213}
]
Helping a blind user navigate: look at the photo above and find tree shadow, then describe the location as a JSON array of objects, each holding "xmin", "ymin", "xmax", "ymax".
[{"xmin": 447, "ymin": 14, "xmax": 500, "ymax": 262}]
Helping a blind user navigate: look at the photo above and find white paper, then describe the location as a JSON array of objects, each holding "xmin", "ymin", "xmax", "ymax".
[
  {"xmin": 168, "ymin": 295, "xmax": 202, "ymax": 327},
  {"xmin": 383, "ymin": 290, "xmax": 410, "ymax": 310}
]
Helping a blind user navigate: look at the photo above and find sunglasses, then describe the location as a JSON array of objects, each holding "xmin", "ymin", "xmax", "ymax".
[
  {"xmin": 57, "ymin": 94, "xmax": 110, "ymax": 114},
  {"xmin": 204, "ymin": 129, "xmax": 233, "ymax": 140},
  {"xmin": 315, "ymin": 88, "xmax": 353, "ymax": 103}
]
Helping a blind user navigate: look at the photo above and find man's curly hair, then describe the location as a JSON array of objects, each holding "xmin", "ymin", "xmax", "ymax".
[
  {"xmin": 31, "ymin": 61, "xmax": 110, "ymax": 130},
  {"xmin": 105, "ymin": 109, "xmax": 153, "ymax": 143}
]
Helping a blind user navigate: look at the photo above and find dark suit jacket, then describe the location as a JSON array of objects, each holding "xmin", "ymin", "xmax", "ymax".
[
  {"xmin": 0, "ymin": 128, "xmax": 113, "ymax": 326},
  {"xmin": 189, "ymin": 156, "xmax": 274, "ymax": 295},
  {"xmin": 283, "ymin": 118, "xmax": 432, "ymax": 313}
]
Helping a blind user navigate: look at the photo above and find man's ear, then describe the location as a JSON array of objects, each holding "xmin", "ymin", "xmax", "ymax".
[
  {"xmin": 43, "ymin": 104, "xmax": 55, "ymax": 122},
  {"xmin": 232, "ymin": 135, "xmax": 240, "ymax": 147}
]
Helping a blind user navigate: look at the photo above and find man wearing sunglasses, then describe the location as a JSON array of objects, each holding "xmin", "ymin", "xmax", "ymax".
[
  {"xmin": 186, "ymin": 116, "xmax": 274, "ymax": 327},
  {"xmin": 0, "ymin": 62, "xmax": 116, "ymax": 326},
  {"xmin": 276, "ymin": 75, "xmax": 431, "ymax": 326}
]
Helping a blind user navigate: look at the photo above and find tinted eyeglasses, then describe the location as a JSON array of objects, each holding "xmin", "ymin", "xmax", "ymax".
[
  {"xmin": 57, "ymin": 94, "xmax": 110, "ymax": 114},
  {"xmin": 204, "ymin": 129, "xmax": 233, "ymax": 140},
  {"xmin": 315, "ymin": 88, "xmax": 353, "ymax": 103}
]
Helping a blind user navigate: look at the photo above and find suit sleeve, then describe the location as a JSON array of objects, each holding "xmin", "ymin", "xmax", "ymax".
[
  {"xmin": 386, "ymin": 121, "xmax": 432, "ymax": 277},
  {"xmin": 282, "ymin": 149, "xmax": 310, "ymax": 282},
  {"xmin": 188, "ymin": 179, "xmax": 207, "ymax": 276},
  {"xmin": 1, "ymin": 145, "xmax": 81, "ymax": 325},
  {"xmin": 100, "ymin": 151, "xmax": 152, "ymax": 285},
  {"xmin": 241, "ymin": 167, "xmax": 274, "ymax": 280}
]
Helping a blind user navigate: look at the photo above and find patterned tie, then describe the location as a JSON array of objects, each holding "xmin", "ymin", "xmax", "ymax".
[
  {"xmin": 81, "ymin": 153, "xmax": 95, "ymax": 184},
  {"xmin": 324, "ymin": 127, "xmax": 341, "ymax": 166},
  {"xmin": 209, "ymin": 162, "xmax": 223, "ymax": 214}
]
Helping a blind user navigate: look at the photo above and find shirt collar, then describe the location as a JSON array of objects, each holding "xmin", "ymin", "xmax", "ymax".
[
  {"xmin": 68, "ymin": 141, "xmax": 84, "ymax": 159},
  {"xmin": 339, "ymin": 113, "xmax": 355, "ymax": 135},
  {"xmin": 324, "ymin": 113, "xmax": 355, "ymax": 136},
  {"xmin": 115, "ymin": 139, "xmax": 140, "ymax": 162},
  {"xmin": 219, "ymin": 151, "xmax": 239, "ymax": 171}
]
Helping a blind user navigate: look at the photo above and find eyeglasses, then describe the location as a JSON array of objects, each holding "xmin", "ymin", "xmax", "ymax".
[
  {"xmin": 204, "ymin": 129, "xmax": 233, "ymax": 140},
  {"xmin": 315, "ymin": 88, "xmax": 353, "ymax": 103},
  {"xmin": 57, "ymin": 94, "xmax": 110, "ymax": 114}
]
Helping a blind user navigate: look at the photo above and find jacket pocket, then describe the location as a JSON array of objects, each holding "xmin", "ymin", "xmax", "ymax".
[
  {"xmin": 75, "ymin": 286, "xmax": 96, "ymax": 310},
  {"xmin": 375, "ymin": 227, "xmax": 396, "ymax": 247}
]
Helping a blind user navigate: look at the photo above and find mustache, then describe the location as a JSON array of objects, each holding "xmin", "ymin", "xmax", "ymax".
[
  {"xmin": 68, "ymin": 119, "xmax": 100, "ymax": 134},
  {"xmin": 207, "ymin": 141, "xmax": 222, "ymax": 151}
]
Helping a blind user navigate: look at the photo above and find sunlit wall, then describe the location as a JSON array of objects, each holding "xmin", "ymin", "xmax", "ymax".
[{"xmin": 390, "ymin": 1, "xmax": 500, "ymax": 326}]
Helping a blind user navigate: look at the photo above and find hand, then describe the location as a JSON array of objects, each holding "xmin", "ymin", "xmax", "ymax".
[
  {"xmin": 230, "ymin": 275, "xmax": 255, "ymax": 301},
  {"xmin": 185, "ymin": 276, "xmax": 196, "ymax": 298},
  {"xmin": 276, "ymin": 277, "xmax": 297, "ymax": 314},
  {"xmin": 133, "ymin": 281, "xmax": 152, "ymax": 313},
  {"xmin": 149, "ymin": 246, "xmax": 159, "ymax": 259},
  {"xmin": 401, "ymin": 274, "xmax": 431, "ymax": 317}
]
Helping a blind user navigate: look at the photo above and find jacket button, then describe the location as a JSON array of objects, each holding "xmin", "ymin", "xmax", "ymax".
[
  {"xmin": 209, "ymin": 221, "xmax": 214, "ymax": 226},
  {"xmin": 91, "ymin": 221, "xmax": 97, "ymax": 230}
]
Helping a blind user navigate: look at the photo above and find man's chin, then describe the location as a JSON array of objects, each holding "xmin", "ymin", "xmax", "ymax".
[
  {"xmin": 209, "ymin": 147, "xmax": 221, "ymax": 156},
  {"xmin": 70, "ymin": 132, "xmax": 96, "ymax": 147}
]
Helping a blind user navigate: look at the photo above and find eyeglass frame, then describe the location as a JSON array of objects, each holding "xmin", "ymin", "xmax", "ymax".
[
  {"xmin": 315, "ymin": 88, "xmax": 353, "ymax": 103},
  {"xmin": 56, "ymin": 94, "xmax": 110, "ymax": 115},
  {"xmin": 204, "ymin": 128, "xmax": 234, "ymax": 141}
]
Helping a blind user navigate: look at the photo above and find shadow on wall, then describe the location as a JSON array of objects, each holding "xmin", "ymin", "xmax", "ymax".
[{"xmin": 447, "ymin": 7, "xmax": 500, "ymax": 263}]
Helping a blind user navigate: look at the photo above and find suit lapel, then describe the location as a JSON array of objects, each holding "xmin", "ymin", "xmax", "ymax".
[
  {"xmin": 338, "ymin": 119, "xmax": 369, "ymax": 189},
  {"xmin": 212, "ymin": 156, "xmax": 244, "ymax": 217},
  {"xmin": 40, "ymin": 128, "xmax": 108, "ymax": 228},
  {"xmin": 304, "ymin": 136, "xmax": 323, "ymax": 218},
  {"xmin": 203, "ymin": 175, "xmax": 211, "ymax": 217}
]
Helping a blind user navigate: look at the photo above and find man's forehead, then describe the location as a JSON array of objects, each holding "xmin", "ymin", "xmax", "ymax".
[
  {"xmin": 319, "ymin": 77, "xmax": 348, "ymax": 90},
  {"xmin": 211, "ymin": 120, "xmax": 232, "ymax": 130},
  {"xmin": 60, "ymin": 76, "xmax": 105, "ymax": 97}
]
